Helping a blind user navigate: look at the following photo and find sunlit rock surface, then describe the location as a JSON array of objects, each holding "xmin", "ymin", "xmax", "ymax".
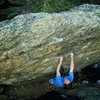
[{"xmin": 0, "ymin": 4, "xmax": 100, "ymax": 98}]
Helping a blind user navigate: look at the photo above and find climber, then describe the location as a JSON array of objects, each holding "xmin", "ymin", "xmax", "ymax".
[{"xmin": 49, "ymin": 53, "xmax": 74, "ymax": 87}]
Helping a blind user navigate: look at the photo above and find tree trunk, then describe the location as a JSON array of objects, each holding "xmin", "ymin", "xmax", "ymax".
[{"xmin": 44, "ymin": 0, "xmax": 47, "ymax": 12}]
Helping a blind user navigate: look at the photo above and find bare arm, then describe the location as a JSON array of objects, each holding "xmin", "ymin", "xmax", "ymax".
[
  {"xmin": 56, "ymin": 57, "xmax": 63, "ymax": 77},
  {"xmin": 70, "ymin": 53, "xmax": 74, "ymax": 72}
]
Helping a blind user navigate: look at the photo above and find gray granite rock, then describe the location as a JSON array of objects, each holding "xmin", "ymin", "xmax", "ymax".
[
  {"xmin": 0, "ymin": 4, "xmax": 100, "ymax": 99},
  {"xmin": 0, "ymin": 4, "xmax": 100, "ymax": 85}
]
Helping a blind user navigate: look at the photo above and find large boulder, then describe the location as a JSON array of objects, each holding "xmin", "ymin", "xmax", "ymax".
[
  {"xmin": 0, "ymin": 4, "xmax": 100, "ymax": 98},
  {"xmin": 0, "ymin": 4, "xmax": 100, "ymax": 84}
]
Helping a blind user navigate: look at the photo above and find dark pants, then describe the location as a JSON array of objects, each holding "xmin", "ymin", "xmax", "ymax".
[
  {"xmin": 55, "ymin": 66, "xmax": 69, "ymax": 76},
  {"xmin": 96, "ymin": 66, "xmax": 100, "ymax": 80},
  {"xmin": 60, "ymin": 66, "xmax": 69, "ymax": 76},
  {"xmin": 60, "ymin": 66, "xmax": 64, "ymax": 76}
]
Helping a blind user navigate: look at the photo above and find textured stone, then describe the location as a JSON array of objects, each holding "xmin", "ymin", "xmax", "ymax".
[
  {"xmin": 0, "ymin": 4, "xmax": 100, "ymax": 87},
  {"xmin": 61, "ymin": 84, "xmax": 100, "ymax": 100}
]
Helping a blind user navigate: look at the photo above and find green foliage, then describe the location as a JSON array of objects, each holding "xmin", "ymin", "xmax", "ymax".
[
  {"xmin": 42, "ymin": 0, "xmax": 75, "ymax": 12},
  {"xmin": 97, "ymin": 14, "xmax": 100, "ymax": 17},
  {"xmin": 32, "ymin": 0, "xmax": 75, "ymax": 13},
  {"xmin": 7, "ymin": 12, "xmax": 18, "ymax": 19},
  {"xmin": 0, "ymin": 0, "xmax": 5, "ymax": 5},
  {"xmin": 26, "ymin": 0, "xmax": 31, "ymax": 3},
  {"xmin": 5, "ymin": 8, "xmax": 20, "ymax": 20}
]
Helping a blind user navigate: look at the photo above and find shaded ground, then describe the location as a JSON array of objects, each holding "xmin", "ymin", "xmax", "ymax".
[
  {"xmin": 35, "ymin": 83, "xmax": 100, "ymax": 100},
  {"xmin": 1, "ymin": 83, "xmax": 100, "ymax": 100},
  {"xmin": 36, "ymin": 90, "xmax": 82, "ymax": 100}
]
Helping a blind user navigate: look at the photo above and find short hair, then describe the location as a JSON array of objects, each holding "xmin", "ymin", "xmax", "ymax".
[{"xmin": 64, "ymin": 83, "xmax": 72, "ymax": 89}]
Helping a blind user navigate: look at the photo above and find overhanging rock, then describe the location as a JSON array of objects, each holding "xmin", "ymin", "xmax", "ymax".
[{"xmin": 0, "ymin": 4, "xmax": 100, "ymax": 85}]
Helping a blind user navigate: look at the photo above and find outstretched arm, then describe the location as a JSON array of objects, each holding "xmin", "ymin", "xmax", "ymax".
[
  {"xmin": 70, "ymin": 53, "xmax": 74, "ymax": 72},
  {"xmin": 56, "ymin": 57, "xmax": 63, "ymax": 77}
]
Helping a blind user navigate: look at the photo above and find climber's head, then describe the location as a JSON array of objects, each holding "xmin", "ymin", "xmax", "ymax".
[{"xmin": 64, "ymin": 78, "xmax": 71, "ymax": 85}]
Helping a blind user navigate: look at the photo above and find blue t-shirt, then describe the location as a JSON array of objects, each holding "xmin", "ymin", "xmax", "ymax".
[{"xmin": 53, "ymin": 72, "xmax": 74, "ymax": 87}]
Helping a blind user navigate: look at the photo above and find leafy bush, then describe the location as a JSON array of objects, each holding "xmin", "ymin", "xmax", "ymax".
[
  {"xmin": 0, "ymin": 0, "xmax": 5, "ymax": 5},
  {"xmin": 32, "ymin": 0, "xmax": 75, "ymax": 13}
]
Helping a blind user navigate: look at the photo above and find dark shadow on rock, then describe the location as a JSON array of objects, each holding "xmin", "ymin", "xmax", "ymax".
[{"xmin": 35, "ymin": 90, "xmax": 82, "ymax": 100}]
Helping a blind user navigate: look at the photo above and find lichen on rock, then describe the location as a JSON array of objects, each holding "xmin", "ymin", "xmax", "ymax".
[{"xmin": 0, "ymin": 4, "xmax": 100, "ymax": 98}]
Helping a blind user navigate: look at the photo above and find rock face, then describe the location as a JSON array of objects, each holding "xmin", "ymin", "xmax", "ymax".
[
  {"xmin": 61, "ymin": 84, "xmax": 100, "ymax": 100},
  {"xmin": 0, "ymin": 4, "xmax": 100, "ymax": 98},
  {"xmin": 35, "ymin": 84, "xmax": 100, "ymax": 100},
  {"xmin": 0, "ymin": 4, "xmax": 100, "ymax": 84}
]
